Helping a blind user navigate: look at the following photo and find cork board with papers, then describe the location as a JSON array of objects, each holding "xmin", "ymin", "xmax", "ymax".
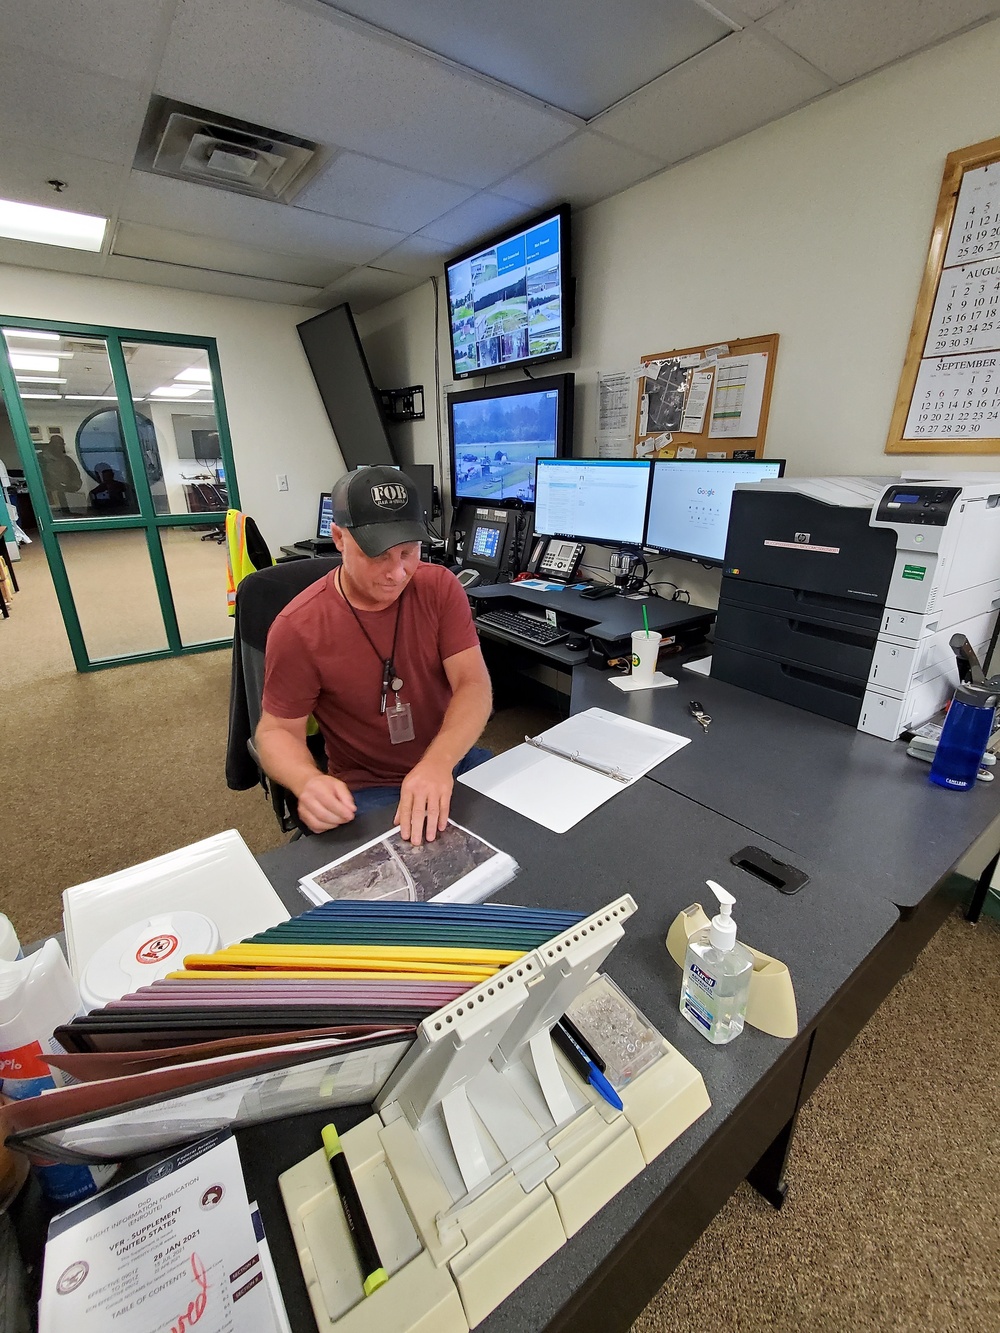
[
  {"xmin": 887, "ymin": 135, "xmax": 1000, "ymax": 454},
  {"xmin": 632, "ymin": 333, "xmax": 778, "ymax": 461}
]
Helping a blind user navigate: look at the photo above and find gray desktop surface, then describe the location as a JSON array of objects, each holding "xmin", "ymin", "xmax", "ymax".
[
  {"xmin": 470, "ymin": 581, "xmax": 714, "ymax": 639},
  {"xmin": 254, "ymin": 779, "xmax": 897, "ymax": 1333},
  {"xmin": 571, "ymin": 664, "xmax": 1000, "ymax": 909}
]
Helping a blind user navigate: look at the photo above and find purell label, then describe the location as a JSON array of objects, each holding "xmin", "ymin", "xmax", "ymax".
[{"xmin": 688, "ymin": 962, "xmax": 717, "ymax": 995}]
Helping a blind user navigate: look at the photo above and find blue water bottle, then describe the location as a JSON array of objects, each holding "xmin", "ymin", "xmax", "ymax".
[{"xmin": 928, "ymin": 683, "xmax": 998, "ymax": 791}]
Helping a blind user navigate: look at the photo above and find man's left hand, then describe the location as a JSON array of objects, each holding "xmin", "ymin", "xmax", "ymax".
[{"xmin": 395, "ymin": 757, "xmax": 454, "ymax": 845}]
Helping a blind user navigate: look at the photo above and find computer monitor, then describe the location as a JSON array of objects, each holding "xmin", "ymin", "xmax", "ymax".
[
  {"xmin": 447, "ymin": 374, "xmax": 573, "ymax": 507},
  {"xmin": 445, "ymin": 205, "xmax": 572, "ymax": 379},
  {"xmin": 534, "ymin": 459, "xmax": 651, "ymax": 547},
  {"xmin": 392, "ymin": 463, "xmax": 435, "ymax": 529},
  {"xmin": 645, "ymin": 458, "xmax": 786, "ymax": 565},
  {"xmin": 317, "ymin": 492, "xmax": 334, "ymax": 539}
]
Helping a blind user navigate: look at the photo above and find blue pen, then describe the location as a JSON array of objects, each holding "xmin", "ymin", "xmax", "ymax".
[{"xmin": 551, "ymin": 1022, "xmax": 624, "ymax": 1112}]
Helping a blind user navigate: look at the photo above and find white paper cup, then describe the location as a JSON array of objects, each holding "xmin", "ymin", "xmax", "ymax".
[{"xmin": 630, "ymin": 631, "xmax": 661, "ymax": 684}]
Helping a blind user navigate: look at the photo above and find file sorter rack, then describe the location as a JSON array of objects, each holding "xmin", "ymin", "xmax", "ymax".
[{"xmin": 280, "ymin": 895, "xmax": 711, "ymax": 1332}]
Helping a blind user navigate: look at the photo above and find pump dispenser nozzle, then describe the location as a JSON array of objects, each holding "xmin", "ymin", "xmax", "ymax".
[{"xmin": 706, "ymin": 880, "xmax": 737, "ymax": 952}]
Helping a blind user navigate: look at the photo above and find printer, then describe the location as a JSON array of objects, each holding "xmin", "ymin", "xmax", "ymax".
[{"xmin": 711, "ymin": 475, "xmax": 1000, "ymax": 739}]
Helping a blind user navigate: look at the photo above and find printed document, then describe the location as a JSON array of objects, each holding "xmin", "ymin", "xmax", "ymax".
[{"xmin": 39, "ymin": 1131, "xmax": 282, "ymax": 1333}]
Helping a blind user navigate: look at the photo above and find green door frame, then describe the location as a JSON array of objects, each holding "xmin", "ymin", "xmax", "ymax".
[{"xmin": 0, "ymin": 317, "xmax": 241, "ymax": 672}]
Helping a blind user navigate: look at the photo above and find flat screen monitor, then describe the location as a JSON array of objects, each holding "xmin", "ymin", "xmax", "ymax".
[
  {"xmin": 445, "ymin": 205, "xmax": 572, "ymax": 380},
  {"xmin": 448, "ymin": 374, "xmax": 573, "ymax": 506},
  {"xmin": 645, "ymin": 458, "xmax": 787, "ymax": 565},
  {"xmin": 297, "ymin": 303, "xmax": 397, "ymax": 470},
  {"xmin": 534, "ymin": 458, "xmax": 651, "ymax": 547},
  {"xmin": 316, "ymin": 492, "xmax": 334, "ymax": 539},
  {"xmin": 392, "ymin": 463, "xmax": 434, "ymax": 529}
]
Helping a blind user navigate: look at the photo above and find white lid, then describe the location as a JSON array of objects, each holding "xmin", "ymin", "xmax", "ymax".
[
  {"xmin": 80, "ymin": 911, "xmax": 219, "ymax": 1010},
  {"xmin": 706, "ymin": 880, "xmax": 737, "ymax": 951}
]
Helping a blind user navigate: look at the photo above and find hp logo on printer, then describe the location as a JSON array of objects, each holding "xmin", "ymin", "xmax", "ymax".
[{"xmin": 794, "ymin": 532, "xmax": 810, "ymax": 544}]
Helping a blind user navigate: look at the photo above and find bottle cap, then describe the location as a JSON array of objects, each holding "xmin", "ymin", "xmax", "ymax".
[
  {"xmin": 706, "ymin": 879, "xmax": 737, "ymax": 951},
  {"xmin": 953, "ymin": 682, "xmax": 999, "ymax": 708}
]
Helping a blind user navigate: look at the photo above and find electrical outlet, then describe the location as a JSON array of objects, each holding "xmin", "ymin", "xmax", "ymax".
[{"xmin": 276, "ymin": 473, "xmax": 288, "ymax": 492}]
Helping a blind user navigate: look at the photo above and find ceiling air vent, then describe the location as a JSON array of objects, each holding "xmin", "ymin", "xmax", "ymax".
[{"xmin": 134, "ymin": 97, "xmax": 324, "ymax": 202}]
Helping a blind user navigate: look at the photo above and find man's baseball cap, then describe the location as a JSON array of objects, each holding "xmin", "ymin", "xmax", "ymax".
[{"xmin": 331, "ymin": 466, "xmax": 429, "ymax": 557}]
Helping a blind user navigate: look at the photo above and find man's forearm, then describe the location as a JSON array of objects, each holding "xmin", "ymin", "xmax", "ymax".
[
  {"xmin": 420, "ymin": 679, "xmax": 492, "ymax": 770},
  {"xmin": 254, "ymin": 726, "xmax": 324, "ymax": 797}
]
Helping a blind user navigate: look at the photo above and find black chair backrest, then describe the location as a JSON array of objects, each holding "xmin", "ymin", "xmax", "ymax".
[{"xmin": 226, "ymin": 557, "xmax": 340, "ymax": 790}]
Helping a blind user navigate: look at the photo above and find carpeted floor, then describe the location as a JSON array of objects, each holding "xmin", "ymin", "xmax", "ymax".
[{"xmin": 1, "ymin": 542, "xmax": 997, "ymax": 1330}]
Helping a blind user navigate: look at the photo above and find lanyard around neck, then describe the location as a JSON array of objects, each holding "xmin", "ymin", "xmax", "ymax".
[{"xmin": 337, "ymin": 568, "xmax": 404, "ymax": 713}]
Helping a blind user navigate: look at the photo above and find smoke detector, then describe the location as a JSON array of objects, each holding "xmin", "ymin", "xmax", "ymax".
[{"xmin": 134, "ymin": 98, "xmax": 324, "ymax": 202}]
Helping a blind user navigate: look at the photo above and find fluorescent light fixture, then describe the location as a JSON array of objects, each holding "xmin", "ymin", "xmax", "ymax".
[
  {"xmin": 9, "ymin": 353, "xmax": 60, "ymax": 373},
  {"xmin": 0, "ymin": 198, "xmax": 107, "ymax": 252},
  {"xmin": 16, "ymin": 375, "xmax": 67, "ymax": 384},
  {"xmin": 174, "ymin": 367, "xmax": 213, "ymax": 383},
  {"xmin": 20, "ymin": 392, "xmax": 62, "ymax": 399},
  {"xmin": 64, "ymin": 394, "xmax": 118, "ymax": 401},
  {"xmin": 151, "ymin": 384, "xmax": 200, "ymax": 397},
  {"xmin": 2, "ymin": 328, "xmax": 61, "ymax": 341}
]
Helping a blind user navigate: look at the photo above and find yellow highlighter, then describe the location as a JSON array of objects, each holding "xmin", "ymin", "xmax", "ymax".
[{"xmin": 322, "ymin": 1124, "xmax": 388, "ymax": 1297}]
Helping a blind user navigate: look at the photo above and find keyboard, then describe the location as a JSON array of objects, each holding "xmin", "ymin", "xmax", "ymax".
[{"xmin": 477, "ymin": 609, "xmax": 568, "ymax": 646}]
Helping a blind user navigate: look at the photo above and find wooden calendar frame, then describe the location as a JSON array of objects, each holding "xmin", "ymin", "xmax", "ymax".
[
  {"xmin": 887, "ymin": 134, "xmax": 1000, "ymax": 455},
  {"xmin": 632, "ymin": 333, "xmax": 778, "ymax": 460}
]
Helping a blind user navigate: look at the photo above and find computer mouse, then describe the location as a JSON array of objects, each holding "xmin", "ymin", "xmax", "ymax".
[{"xmin": 565, "ymin": 636, "xmax": 588, "ymax": 650}]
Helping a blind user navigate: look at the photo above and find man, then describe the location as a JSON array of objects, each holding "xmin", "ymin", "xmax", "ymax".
[{"xmin": 256, "ymin": 467, "xmax": 492, "ymax": 844}]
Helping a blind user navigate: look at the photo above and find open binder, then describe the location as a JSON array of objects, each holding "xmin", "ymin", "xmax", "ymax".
[
  {"xmin": 280, "ymin": 895, "xmax": 711, "ymax": 1332},
  {"xmin": 458, "ymin": 708, "xmax": 690, "ymax": 831}
]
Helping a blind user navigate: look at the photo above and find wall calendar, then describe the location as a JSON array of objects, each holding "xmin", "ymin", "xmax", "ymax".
[{"xmin": 888, "ymin": 135, "xmax": 1000, "ymax": 454}]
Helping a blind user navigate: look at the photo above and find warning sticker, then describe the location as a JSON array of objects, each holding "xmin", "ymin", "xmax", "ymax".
[{"xmin": 902, "ymin": 565, "xmax": 926, "ymax": 580}]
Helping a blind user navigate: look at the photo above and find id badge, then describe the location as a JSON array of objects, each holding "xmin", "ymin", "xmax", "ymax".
[{"xmin": 387, "ymin": 698, "xmax": 415, "ymax": 744}]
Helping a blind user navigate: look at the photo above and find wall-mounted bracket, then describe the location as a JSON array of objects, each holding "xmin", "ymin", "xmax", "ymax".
[{"xmin": 380, "ymin": 385, "xmax": 425, "ymax": 421}]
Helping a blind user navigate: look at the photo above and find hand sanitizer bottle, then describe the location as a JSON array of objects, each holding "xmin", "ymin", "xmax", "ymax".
[{"xmin": 680, "ymin": 880, "xmax": 754, "ymax": 1044}]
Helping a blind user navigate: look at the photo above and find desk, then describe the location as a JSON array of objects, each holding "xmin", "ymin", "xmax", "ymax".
[
  {"xmin": 249, "ymin": 641, "xmax": 1000, "ymax": 1330},
  {"xmin": 243, "ymin": 715, "xmax": 997, "ymax": 1333}
]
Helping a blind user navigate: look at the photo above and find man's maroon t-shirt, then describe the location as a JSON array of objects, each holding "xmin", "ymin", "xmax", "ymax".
[{"xmin": 262, "ymin": 563, "xmax": 480, "ymax": 789}]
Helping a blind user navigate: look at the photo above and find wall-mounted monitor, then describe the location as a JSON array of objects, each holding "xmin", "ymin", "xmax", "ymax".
[
  {"xmin": 447, "ymin": 373, "xmax": 573, "ymax": 507},
  {"xmin": 445, "ymin": 205, "xmax": 572, "ymax": 380},
  {"xmin": 534, "ymin": 458, "xmax": 651, "ymax": 548},
  {"xmin": 645, "ymin": 458, "xmax": 786, "ymax": 565},
  {"xmin": 297, "ymin": 303, "xmax": 397, "ymax": 470}
]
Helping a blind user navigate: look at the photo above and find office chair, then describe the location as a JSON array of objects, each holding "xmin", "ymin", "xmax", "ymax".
[{"xmin": 226, "ymin": 556, "xmax": 341, "ymax": 834}]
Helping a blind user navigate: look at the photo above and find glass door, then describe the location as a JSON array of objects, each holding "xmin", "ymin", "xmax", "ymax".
[{"xmin": 0, "ymin": 320, "xmax": 240, "ymax": 671}]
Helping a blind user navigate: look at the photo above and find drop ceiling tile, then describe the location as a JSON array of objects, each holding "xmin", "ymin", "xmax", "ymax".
[
  {"xmin": 372, "ymin": 234, "xmax": 454, "ymax": 278},
  {"xmin": 120, "ymin": 172, "xmax": 406, "ymax": 265},
  {"xmin": 418, "ymin": 194, "xmax": 535, "ymax": 247},
  {"xmin": 0, "ymin": 239, "xmax": 106, "ymax": 277},
  {"xmin": 320, "ymin": 0, "xmax": 731, "ymax": 120},
  {"xmin": 294, "ymin": 154, "xmax": 475, "ymax": 232},
  {"xmin": 0, "ymin": 142, "xmax": 123, "ymax": 218},
  {"xmin": 0, "ymin": 47, "xmax": 146, "ymax": 165},
  {"xmin": 0, "ymin": 0, "xmax": 175, "ymax": 80},
  {"xmin": 712, "ymin": 0, "xmax": 786, "ymax": 19},
  {"xmin": 595, "ymin": 29, "xmax": 830, "ymax": 164},
  {"xmin": 305, "ymin": 266, "xmax": 425, "ymax": 312},
  {"xmin": 494, "ymin": 131, "xmax": 667, "ymax": 210},
  {"xmin": 112, "ymin": 221, "xmax": 350, "ymax": 288},
  {"xmin": 761, "ymin": 0, "xmax": 1000, "ymax": 84},
  {"xmin": 103, "ymin": 253, "xmax": 323, "ymax": 305},
  {"xmin": 156, "ymin": 0, "xmax": 579, "ymax": 188}
]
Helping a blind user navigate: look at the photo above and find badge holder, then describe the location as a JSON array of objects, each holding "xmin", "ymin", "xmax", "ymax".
[{"xmin": 280, "ymin": 897, "xmax": 710, "ymax": 1333}]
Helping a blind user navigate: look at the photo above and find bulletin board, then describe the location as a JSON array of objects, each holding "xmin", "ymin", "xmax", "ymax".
[
  {"xmin": 886, "ymin": 134, "xmax": 1000, "ymax": 455},
  {"xmin": 632, "ymin": 333, "xmax": 779, "ymax": 461}
]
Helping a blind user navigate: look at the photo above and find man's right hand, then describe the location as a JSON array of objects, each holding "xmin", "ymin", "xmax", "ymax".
[{"xmin": 295, "ymin": 774, "xmax": 357, "ymax": 833}]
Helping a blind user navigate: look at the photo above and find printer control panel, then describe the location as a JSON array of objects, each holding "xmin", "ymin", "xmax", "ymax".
[{"xmin": 874, "ymin": 485, "xmax": 961, "ymax": 526}]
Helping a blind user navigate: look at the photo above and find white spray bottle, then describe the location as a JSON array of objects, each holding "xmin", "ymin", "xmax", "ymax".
[{"xmin": 679, "ymin": 880, "xmax": 753, "ymax": 1044}]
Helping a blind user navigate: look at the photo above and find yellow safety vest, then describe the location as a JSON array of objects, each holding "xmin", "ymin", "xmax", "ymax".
[{"xmin": 226, "ymin": 509, "xmax": 273, "ymax": 614}]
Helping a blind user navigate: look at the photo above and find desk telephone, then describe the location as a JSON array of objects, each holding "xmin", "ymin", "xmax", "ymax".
[{"xmin": 527, "ymin": 537, "xmax": 585, "ymax": 582}]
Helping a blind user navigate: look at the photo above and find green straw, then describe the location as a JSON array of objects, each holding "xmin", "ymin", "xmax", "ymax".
[{"xmin": 642, "ymin": 604, "xmax": 650, "ymax": 639}]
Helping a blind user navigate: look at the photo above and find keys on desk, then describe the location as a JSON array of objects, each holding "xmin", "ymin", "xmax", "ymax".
[
  {"xmin": 688, "ymin": 700, "xmax": 712, "ymax": 733},
  {"xmin": 476, "ymin": 609, "xmax": 568, "ymax": 646}
]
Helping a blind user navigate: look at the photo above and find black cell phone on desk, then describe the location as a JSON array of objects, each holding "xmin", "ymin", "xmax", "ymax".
[{"xmin": 579, "ymin": 584, "xmax": 617, "ymax": 600}]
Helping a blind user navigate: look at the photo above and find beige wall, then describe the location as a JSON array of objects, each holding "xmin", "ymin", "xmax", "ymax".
[
  {"xmin": 358, "ymin": 17, "xmax": 1000, "ymax": 607},
  {"xmin": 0, "ymin": 266, "xmax": 343, "ymax": 548}
]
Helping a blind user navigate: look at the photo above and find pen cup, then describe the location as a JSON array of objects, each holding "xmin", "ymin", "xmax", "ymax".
[{"xmin": 630, "ymin": 631, "xmax": 661, "ymax": 684}]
